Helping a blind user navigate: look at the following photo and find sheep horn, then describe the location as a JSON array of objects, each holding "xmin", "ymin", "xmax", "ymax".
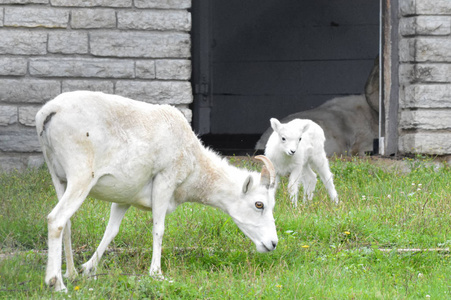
[{"xmin": 255, "ymin": 155, "xmax": 276, "ymax": 189}]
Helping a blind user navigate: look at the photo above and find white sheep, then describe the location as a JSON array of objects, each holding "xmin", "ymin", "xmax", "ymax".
[
  {"xmin": 35, "ymin": 91, "xmax": 278, "ymax": 292},
  {"xmin": 264, "ymin": 118, "xmax": 339, "ymax": 206}
]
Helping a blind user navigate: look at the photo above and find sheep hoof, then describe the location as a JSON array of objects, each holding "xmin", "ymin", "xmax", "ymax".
[
  {"xmin": 48, "ymin": 277, "xmax": 57, "ymax": 287},
  {"xmin": 151, "ymin": 273, "xmax": 166, "ymax": 281}
]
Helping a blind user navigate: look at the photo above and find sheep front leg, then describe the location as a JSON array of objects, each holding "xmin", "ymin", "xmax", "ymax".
[
  {"xmin": 301, "ymin": 165, "xmax": 317, "ymax": 202},
  {"xmin": 149, "ymin": 174, "xmax": 172, "ymax": 279},
  {"xmin": 288, "ymin": 171, "xmax": 302, "ymax": 207}
]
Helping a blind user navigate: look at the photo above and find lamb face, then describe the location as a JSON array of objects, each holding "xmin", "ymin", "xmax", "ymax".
[{"xmin": 270, "ymin": 118, "xmax": 308, "ymax": 156}]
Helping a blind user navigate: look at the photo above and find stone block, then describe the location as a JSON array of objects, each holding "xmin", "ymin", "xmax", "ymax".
[
  {"xmin": 118, "ymin": 10, "xmax": 191, "ymax": 31},
  {"xmin": 0, "ymin": 79, "xmax": 61, "ymax": 104},
  {"xmin": 19, "ymin": 106, "xmax": 41, "ymax": 127},
  {"xmin": 0, "ymin": 154, "xmax": 44, "ymax": 173},
  {"xmin": 116, "ymin": 81, "xmax": 192, "ymax": 104},
  {"xmin": 135, "ymin": 61, "xmax": 156, "ymax": 79},
  {"xmin": 134, "ymin": 0, "xmax": 191, "ymax": 9},
  {"xmin": 62, "ymin": 80, "xmax": 114, "ymax": 93},
  {"xmin": 402, "ymin": 84, "xmax": 451, "ymax": 108},
  {"xmin": 48, "ymin": 31, "xmax": 88, "ymax": 54},
  {"xmin": 176, "ymin": 105, "xmax": 192, "ymax": 122},
  {"xmin": 400, "ymin": 109, "xmax": 451, "ymax": 130},
  {"xmin": 156, "ymin": 59, "xmax": 191, "ymax": 80},
  {"xmin": 399, "ymin": 132, "xmax": 451, "ymax": 155},
  {"xmin": 0, "ymin": 156, "xmax": 25, "ymax": 173},
  {"xmin": 27, "ymin": 154, "xmax": 45, "ymax": 169},
  {"xmin": 0, "ymin": 8, "xmax": 3, "ymax": 27},
  {"xmin": 0, "ymin": 128, "xmax": 41, "ymax": 152},
  {"xmin": 0, "ymin": 105, "xmax": 17, "ymax": 126},
  {"xmin": 400, "ymin": 64, "xmax": 451, "ymax": 84},
  {"xmin": 400, "ymin": 16, "xmax": 451, "ymax": 36},
  {"xmin": 400, "ymin": 0, "xmax": 451, "ymax": 16},
  {"xmin": 0, "ymin": 0, "xmax": 48, "ymax": 3},
  {"xmin": 4, "ymin": 7, "xmax": 69, "ymax": 28},
  {"xmin": 0, "ymin": 30, "xmax": 47, "ymax": 55},
  {"xmin": 71, "ymin": 9, "xmax": 116, "ymax": 29},
  {"xmin": 0, "ymin": 57, "xmax": 27, "ymax": 76},
  {"xmin": 30, "ymin": 58, "xmax": 135, "ymax": 78},
  {"xmin": 50, "ymin": 0, "xmax": 131, "ymax": 7},
  {"xmin": 400, "ymin": 38, "xmax": 451, "ymax": 62},
  {"xmin": 90, "ymin": 31, "xmax": 191, "ymax": 58}
]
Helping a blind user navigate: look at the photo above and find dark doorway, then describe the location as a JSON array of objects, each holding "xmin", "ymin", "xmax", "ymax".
[{"xmin": 192, "ymin": 0, "xmax": 380, "ymax": 155}]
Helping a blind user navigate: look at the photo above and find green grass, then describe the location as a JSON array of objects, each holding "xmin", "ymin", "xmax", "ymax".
[{"xmin": 1, "ymin": 156, "xmax": 450, "ymax": 299}]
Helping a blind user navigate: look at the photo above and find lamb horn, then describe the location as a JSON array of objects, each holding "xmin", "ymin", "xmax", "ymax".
[{"xmin": 255, "ymin": 155, "xmax": 276, "ymax": 189}]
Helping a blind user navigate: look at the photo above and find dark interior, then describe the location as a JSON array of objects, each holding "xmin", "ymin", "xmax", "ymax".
[{"xmin": 192, "ymin": 0, "xmax": 379, "ymax": 155}]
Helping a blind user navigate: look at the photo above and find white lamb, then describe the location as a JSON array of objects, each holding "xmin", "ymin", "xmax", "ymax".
[
  {"xmin": 35, "ymin": 91, "xmax": 278, "ymax": 292},
  {"xmin": 264, "ymin": 118, "xmax": 339, "ymax": 206}
]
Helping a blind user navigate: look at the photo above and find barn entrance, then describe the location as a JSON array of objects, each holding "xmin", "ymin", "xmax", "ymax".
[{"xmin": 191, "ymin": 0, "xmax": 380, "ymax": 155}]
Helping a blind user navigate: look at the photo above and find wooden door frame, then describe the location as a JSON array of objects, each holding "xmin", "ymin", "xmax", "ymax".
[
  {"xmin": 191, "ymin": 0, "xmax": 212, "ymax": 135},
  {"xmin": 380, "ymin": 0, "xmax": 399, "ymax": 156}
]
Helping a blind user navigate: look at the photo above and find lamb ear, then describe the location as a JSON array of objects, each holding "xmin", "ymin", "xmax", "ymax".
[
  {"xmin": 242, "ymin": 175, "xmax": 253, "ymax": 194},
  {"xmin": 302, "ymin": 123, "xmax": 311, "ymax": 134},
  {"xmin": 270, "ymin": 118, "xmax": 281, "ymax": 133}
]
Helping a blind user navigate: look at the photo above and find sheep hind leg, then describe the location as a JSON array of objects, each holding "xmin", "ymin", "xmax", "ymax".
[
  {"xmin": 46, "ymin": 177, "xmax": 94, "ymax": 292},
  {"xmin": 47, "ymin": 174, "xmax": 78, "ymax": 281},
  {"xmin": 81, "ymin": 203, "xmax": 130, "ymax": 277},
  {"xmin": 62, "ymin": 220, "xmax": 77, "ymax": 280},
  {"xmin": 311, "ymin": 155, "xmax": 339, "ymax": 204}
]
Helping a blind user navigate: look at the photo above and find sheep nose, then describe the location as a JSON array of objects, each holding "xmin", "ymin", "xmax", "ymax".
[
  {"xmin": 272, "ymin": 241, "xmax": 278, "ymax": 249},
  {"xmin": 289, "ymin": 149, "xmax": 296, "ymax": 155}
]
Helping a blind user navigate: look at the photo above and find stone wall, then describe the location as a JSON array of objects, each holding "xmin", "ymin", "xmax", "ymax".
[
  {"xmin": 398, "ymin": 0, "xmax": 451, "ymax": 155},
  {"xmin": 0, "ymin": 0, "xmax": 192, "ymax": 172}
]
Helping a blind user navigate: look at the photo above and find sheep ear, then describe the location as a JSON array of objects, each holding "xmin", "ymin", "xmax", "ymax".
[
  {"xmin": 270, "ymin": 118, "xmax": 281, "ymax": 133},
  {"xmin": 242, "ymin": 175, "xmax": 253, "ymax": 194}
]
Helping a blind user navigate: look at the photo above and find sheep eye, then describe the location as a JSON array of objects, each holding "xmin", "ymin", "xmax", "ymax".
[
  {"xmin": 281, "ymin": 137, "xmax": 286, "ymax": 142},
  {"xmin": 255, "ymin": 201, "xmax": 264, "ymax": 209},
  {"xmin": 299, "ymin": 138, "xmax": 302, "ymax": 141}
]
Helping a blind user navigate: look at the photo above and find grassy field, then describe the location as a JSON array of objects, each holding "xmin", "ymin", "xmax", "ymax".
[{"xmin": 0, "ymin": 156, "xmax": 450, "ymax": 299}]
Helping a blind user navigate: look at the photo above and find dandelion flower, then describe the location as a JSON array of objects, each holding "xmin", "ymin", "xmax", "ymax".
[
  {"xmin": 74, "ymin": 286, "xmax": 80, "ymax": 291},
  {"xmin": 344, "ymin": 231, "xmax": 351, "ymax": 235},
  {"xmin": 302, "ymin": 245, "xmax": 309, "ymax": 248},
  {"xmin": 276, "ymin": 284, "xmax": 282, "ymax": 288}
]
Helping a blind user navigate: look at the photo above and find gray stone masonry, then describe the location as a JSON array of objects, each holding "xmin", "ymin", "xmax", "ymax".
[
  {"xmin": 398, "ymin": 0, "xmax": 451, "ymax": 155},
  {"xmin": 0, "ymin": 0, "xmax": 192, "ymax": 172}
]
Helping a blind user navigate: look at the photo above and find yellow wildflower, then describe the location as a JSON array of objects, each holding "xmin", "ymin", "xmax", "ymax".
[
  {"xmin": 74, "ymin": 286, "xmax": 80, "ymax": 291},
  {"xmin": 344, "ymin": 231, "xmax": 351, "ymax": 235},
  {"xmin": 302, "ymin": 245, "xmax": 309, "ymax": 248}
]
